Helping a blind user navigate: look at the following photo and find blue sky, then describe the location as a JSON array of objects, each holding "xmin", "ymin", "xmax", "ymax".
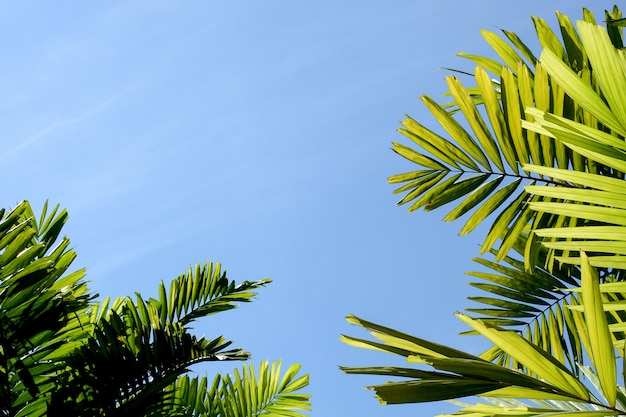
[{"xmin": 1, "ymin": 1, "xmax": 607, "ymax": 416}]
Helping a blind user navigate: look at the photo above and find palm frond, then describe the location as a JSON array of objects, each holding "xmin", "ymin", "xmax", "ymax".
[
  {"xmin": 0, "ymin": 201, "xmax": 92, "ymax": 417},
  {"xmin": 391, "ymin": 8, "xmax": 626, "ymax": 263},
  {"xmin": 342, "ymin": 260, "xmax": 624, "ymax": 414},
  {"xmin": 49, "ymin": 263, "xmax": 270, "ymax": 416},
  {"xmin": 0, "ymin": 200, "xmax": 309, "ymax": 417},
  {"xmin": 462, "ymin": 248, "xmax": 585, "ymax": 370},
  {"xmin": 516, "ymin": 22, "xmax": 626, "ymax": 269},
  {"xmin": 153, "ymin": 361, "xmax": 310, "ymax": 417},
  {"xmin": 348, "ymin": 6, "xmax": 626, "ymax": 417},
  {"xmin": 340, "ymin": 314, "xmax": 596, "ymax": 406},
  {"xmin": 389, "ymin": 5, "xmax": 626, "ymax": 385},
  {"xmin": 150, "ymin": 262, "xmax": 271, "ymax": 326}
]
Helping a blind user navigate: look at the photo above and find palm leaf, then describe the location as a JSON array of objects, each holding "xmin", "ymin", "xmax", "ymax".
[
  {"xmin": 462, "ymin": 247, "xmax": 588, "ymax": 374},
  {"xmin": 341, "ymin": 314, "xmax": 601, "ymax": 407},
  {"xmin": 152, "ymin": 262, "xmax": 271, "ymax": 326},
  {"xmin": 354, "ymin": 8, "xmax": 626, "ymax": 417},
  {"xmin": 0, "ymin": 200, "xmax": 309, "ymax": 417},
  {"xmin": 579, "ymin": 252, "xmax": 616, "ymax": 407},
  {"xmin": 389, "ymin": 5, "xmax": 626, "ymax": 382},
  {"xmin": 210, "ymin": 361, "xmax": 310, "ymax": 417},
  {"xmin": 154, "ymin": 361, "xmax": 310, "ymax": 417},
  {"xmin": 523, "ymin": 165, "xmax": 626, "ymax": 268},
  {"xmin": 0, "ymin": 201, "xmax": 92, "ymax": 417},
  {"xmin": 391, "ymin": 8, "xmax": 626, "ymax": 264},
  {"xmin": 49, "ymin": 263, "xmax": 272, "ymax": 416},
  {"xmin": 518, "ymin": 23, "xmax": 626, "ymax": 269}
]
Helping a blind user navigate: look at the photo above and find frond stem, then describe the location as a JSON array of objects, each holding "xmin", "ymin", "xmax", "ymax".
[{"xmin": 441, "ymin": 168, "xmax": 579, "ymax": 187}]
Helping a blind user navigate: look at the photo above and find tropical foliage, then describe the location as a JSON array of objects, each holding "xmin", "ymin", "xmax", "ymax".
[
  {"xmin": 342, "ymin": 5, "xmax": 626, "ymax": 417},
  {"xmin": 0, "ymin": 200, "xmax": 310, "ymax": 417}
]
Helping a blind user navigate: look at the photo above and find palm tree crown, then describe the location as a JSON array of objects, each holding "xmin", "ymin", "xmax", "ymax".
[
  {"xmin": 343, "ymin": 6, "xmax": 626, "ymax": 417},
  {"xmin": 0, "ymin": 200, "xmax": 310, "ymax": 417}
]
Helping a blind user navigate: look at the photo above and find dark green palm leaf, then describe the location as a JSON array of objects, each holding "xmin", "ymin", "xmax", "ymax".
[
  {"xmin": 49, "ymin": 263, "xmax": 272, "ymax": 416},
  {"xmin": 0, "ymin": 201, "xmax": 92, "ymax": 417},
  {"xmin": 465, "ymin": 259, "xmax": 584, "ymax": 373},
  {"xmin": 0, "ymin": 200, "xmax": 309, "ymax": 417}
]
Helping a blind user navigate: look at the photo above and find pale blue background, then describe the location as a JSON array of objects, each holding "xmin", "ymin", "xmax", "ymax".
[{"xmin": 1, "ymin": 1, "xmax": 601, "ymax": 416}]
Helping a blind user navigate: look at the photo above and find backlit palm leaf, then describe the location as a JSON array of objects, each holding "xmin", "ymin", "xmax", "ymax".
[
  {"xmin": 342, "ymin": 259, "xmax": 623, "ymax": 414},
  {"xmin": 154, "ymin": 361, "xmax": 310, "ymax": 417},
  {"xmin": 391, "ymin": 8, "xmax": 625, "ymax": 262},
  {"xmin": 341, "ymin": 314, "xmax": 598, "ymax": 406},
  {"xmin": 520, "ymin": 20, "xmax": 626, "ymax": 269},
  {"xmin": 463, "ymin": 246, "xmax": 588, "ymax": 374},
  {"xmin": 346, "ymin": 6, "xmax": 626, "ymax": 417},
  {"xmin": 392, "ymin": 6, "xmax": 626, "ymax": 376},
  {"xmin": 211, "ymin": 361, "xmax": 310, "ymax": 417},
  {"xmin": 152, "ymin": 262, "xmax": 271, "ymax": 326}
]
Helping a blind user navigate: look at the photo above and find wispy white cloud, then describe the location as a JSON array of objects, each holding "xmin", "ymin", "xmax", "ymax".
[
  {"xmin": 1, "ymin": 89, "xmax": 129, "ymax": 161},
  {"xmin": 84, "ymin": 218, "xmax": 203, "ymax": 292}
]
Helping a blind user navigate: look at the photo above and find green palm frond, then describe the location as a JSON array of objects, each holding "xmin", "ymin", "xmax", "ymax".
[
  {"xmin": 51, "ymin": 311, "xmax": 247, "ymax": 416},
  {"xmin": 390, "ymin": 8, "xmax": 626, "ymax": 263},
  {"xmin": 0, "ymin": 200, "xmax": 309, "ymax": 416},
  {"xmin": 348, "ymin": 5, "xmax": 626, "ymax": 417},
  {"xmin": 389, "ymin": 5, "xmax": 626, "ymax": 379},
  {"xmin": 464, "ymin": 25, "xmax": 626, "ymax": 363},
  {"xmin": 342, "ymin": 257, "xmax": 622, "ymax": 414},
  {"xmin": 154, "ymin": 361, "xmax": 310, "ymax": 417},
  {"xmin": 517, "ymin": 20, "xmax": 626, "ymax": 269},
  {"xmin": 340, "ymin": 314, "xmax": 594, "ymax": 405},
  {"xmin": 151, "ymin": 262, "xmax": 271, "ymax": 326},
  {"xmin": 520, "ymin": 253, "xmax": 622, "ymax": 409},
  {"xmin": 49, "ymin": 263, "xmax": 272, "ymax": 416},
  {"xmin": 212, "ymin": 361, "xmax": 310, "ymax": 417},
  {"xmin": 0, "ymin": 201, "xmax": 92, "ymax": 417},
  {"xmin": 438, "ymin": 398, "xmax": 617, "ymax": 417},
  {"xmin": 563, "ymin": 279, "xmax": 626, "ymax": 359},
  {"xmin": 462, "ymin": 248, "xmax": 587, "ymax": 373}
]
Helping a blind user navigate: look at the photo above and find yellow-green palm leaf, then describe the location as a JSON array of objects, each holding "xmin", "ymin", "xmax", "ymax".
[
  {"xmin": 159, "ymin": 361, "xmax": 311, "ymax": 417},
  {"xmin": 391, "ymin": 8, "xmax": 626, "ymax": 264}
]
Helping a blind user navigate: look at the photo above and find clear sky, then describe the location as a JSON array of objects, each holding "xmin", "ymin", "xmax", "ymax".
[{"xmin": 1, "ymin": 1, "xmax": 607, "ymax": 416}]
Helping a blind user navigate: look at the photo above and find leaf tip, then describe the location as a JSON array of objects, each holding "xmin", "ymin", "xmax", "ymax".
[{"xmin": 345, "ymin": 314, "xmax": 360, "ymax": 326}]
